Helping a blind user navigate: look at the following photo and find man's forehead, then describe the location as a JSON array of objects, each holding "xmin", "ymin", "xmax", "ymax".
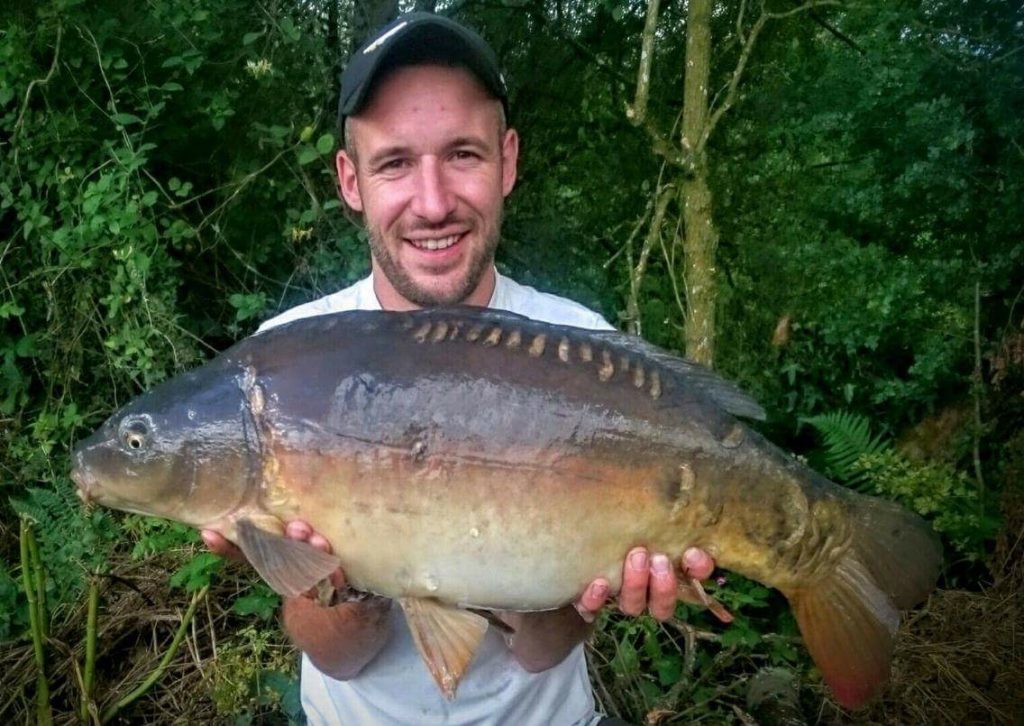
[{"xmin": 356, "ymin": 63, "xmax": 496, "ymax": 119}]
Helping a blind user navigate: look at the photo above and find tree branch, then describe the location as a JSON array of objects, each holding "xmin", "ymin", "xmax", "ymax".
[
  {"xmin": 12, "ymin": 23, "xmax": 63, "ymax": 147},
  {"xmin": 627, "ymin": 183, "xmax": 675, "ymax": 335},
  {"xmin": 699, "ymin": 0, "xmax": 842, "ymax": 155},
  {"xmin": 626, "ymin": 0, "xmax": 662, "ymax": 125}
]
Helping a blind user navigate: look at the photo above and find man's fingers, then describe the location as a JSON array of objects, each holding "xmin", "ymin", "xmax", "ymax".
[
  {"xmin": 285, "ymin": 520, "xmax": 313, "ymax": 541},
  {"xmin": 574, "ymin": 584, "xmax": 608, "ymax": 624},
  {"xmin": 200, "ymin": 529, "xmax": 246, "ymax": 563},
  {"xmin": 647, "ymin": 554, "xmax": 677, "ymax": 621},
  {"xmin": 618, "ymin": 547, "xmax": 650, "ymax": 616},
  {"xmin": 682, "ymin": 547, "xmax": 715, "ymax": 581},
  {"xmin": 308, "ymin": 533, "xmax": 333, "ymax": 554},
  {"xmin": 574, "ymin": 579, "xmax": 610, "ymax": 622}
]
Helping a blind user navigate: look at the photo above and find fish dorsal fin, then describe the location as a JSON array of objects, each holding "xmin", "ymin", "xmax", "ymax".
[
  {"xmin": 415, "ymin": 307, "xmax": 766, "ymax": 421},
  {"xmin": 235, "ymin": 518, "xmax": 341, "ymax": 598},
  {"xmin": 399, "ymin": 597, "xmax": 489, "ymax": 699},
  {"xmin": 587, "ymin": 331, "xmax": 766, "ymax": 420}
]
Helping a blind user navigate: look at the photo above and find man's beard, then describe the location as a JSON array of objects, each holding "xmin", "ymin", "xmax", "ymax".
[{"xmin": 366, "ymin": 217, "xmax": 502, "ymax": 307}]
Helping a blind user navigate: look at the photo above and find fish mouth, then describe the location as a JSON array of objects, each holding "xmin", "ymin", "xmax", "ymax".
[{"xmin": 70, "ymin": 458, "xmax": 97, "ymax": 504}]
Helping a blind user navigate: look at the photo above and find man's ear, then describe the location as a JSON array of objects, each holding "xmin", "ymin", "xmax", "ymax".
[
  {"xmin": 336, "ymin": 149, "xmax": 363, "ymax": 212},
  {"xmin": 501, "ymin": 128, "xmax": 519, "ymax": 198}
]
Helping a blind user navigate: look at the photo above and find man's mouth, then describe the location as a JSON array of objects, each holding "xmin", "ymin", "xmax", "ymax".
[{"xmin": 408, "ymin": 233, "xmax": 461, "ymax": 251}]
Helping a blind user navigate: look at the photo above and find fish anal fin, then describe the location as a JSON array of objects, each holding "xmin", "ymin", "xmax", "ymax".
[
  {"xmin": 788, "ymin": 557, "xmax": 900, "ymax": 709},
  {"xmin": 235, "ymin": 518, "xmax": 341, "ymax": 598},
  {"xmin": 399, "ymin": 597, "xmax": 489, "ymax": 699}
]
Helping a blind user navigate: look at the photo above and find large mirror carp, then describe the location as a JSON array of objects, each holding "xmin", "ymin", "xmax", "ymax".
[{"xmin": 71, "ymin": 307, "xmax": 941, "ymax": 708}]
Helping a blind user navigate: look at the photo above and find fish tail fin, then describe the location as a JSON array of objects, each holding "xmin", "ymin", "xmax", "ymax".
[{"xmin": 784, "ymin": 496, "xmax": 941, "ymax": 709}]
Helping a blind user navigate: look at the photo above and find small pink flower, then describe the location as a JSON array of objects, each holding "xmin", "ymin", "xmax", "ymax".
[{"xmin": 715, "ymin": 576, "xmax": 728, "ymax": 587}]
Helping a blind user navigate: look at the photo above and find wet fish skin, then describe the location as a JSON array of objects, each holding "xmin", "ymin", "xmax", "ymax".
[{"xmin": 71, "ymin": 307, "xmax": 941, "ymax": 708}]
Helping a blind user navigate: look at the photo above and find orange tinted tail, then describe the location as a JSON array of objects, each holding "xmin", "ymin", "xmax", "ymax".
[{"xmin": 786, "ymin": 496, "xmax": 941, "ymax": 708}]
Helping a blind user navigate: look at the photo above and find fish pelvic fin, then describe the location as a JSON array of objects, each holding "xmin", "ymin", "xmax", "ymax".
[
  {"xmin": 785, "ymin": 496, "xmax": 942, "ymax": 709},
  {"xmin": 399, "ymin": 597, "xmax": 489, "ymax": 700},
  {"xmin": 235, "ymin": 518, "xmax": 341, "ymax": 598},
  {"xmin": 677, "ymin": 575, "xmax": 733, "ymax": 623}
]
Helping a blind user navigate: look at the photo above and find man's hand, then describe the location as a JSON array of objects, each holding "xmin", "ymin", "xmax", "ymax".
[{"xmin": 574, "ymin": 546, "xmax": 715, "ymax": 623}]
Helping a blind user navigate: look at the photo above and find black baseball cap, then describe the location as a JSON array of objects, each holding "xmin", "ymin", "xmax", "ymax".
[{"xmin": 338, "ymin": 12, "xmax": 509, "ymax": 126}]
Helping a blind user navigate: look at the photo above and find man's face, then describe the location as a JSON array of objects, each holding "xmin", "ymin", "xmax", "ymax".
[{"xmin": 337, "ymin": 64, "xmax": 519, "ymax": 310}]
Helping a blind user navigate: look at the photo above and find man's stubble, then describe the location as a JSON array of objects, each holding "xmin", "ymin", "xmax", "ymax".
[{"xmin": 365, "ymin": 209, "xmax": 502, "ymax": 307}]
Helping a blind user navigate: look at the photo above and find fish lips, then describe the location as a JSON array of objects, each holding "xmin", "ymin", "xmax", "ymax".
[{"xmin": 70, "ymin": 449, "xmax": 99, "ymax": 503}]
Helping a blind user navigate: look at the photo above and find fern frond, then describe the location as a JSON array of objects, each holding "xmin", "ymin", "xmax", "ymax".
[{"xmin": 802, "ymin": 411, "xmax": 892, "ymax": 490}]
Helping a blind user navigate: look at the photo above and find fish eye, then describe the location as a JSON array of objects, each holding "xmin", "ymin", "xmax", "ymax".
[{"xmin": 119, "ymin": 417, "xmax": 151, "ymax": 451}]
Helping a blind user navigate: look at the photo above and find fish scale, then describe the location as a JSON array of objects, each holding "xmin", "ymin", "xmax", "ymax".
[{"xmin": 72, "ymin": 306, "xmax": 941, "ymax": 707}]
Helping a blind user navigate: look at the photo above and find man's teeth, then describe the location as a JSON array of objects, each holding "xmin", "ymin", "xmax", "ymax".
[{"xmin": 412, "ymin": 235, "xmax": 459, "ymax": 251}]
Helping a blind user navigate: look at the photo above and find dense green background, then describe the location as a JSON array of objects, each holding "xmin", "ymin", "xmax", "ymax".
[{"xmin": 2, "ymin": 0, "xmax": 1021, "ymax": 722}]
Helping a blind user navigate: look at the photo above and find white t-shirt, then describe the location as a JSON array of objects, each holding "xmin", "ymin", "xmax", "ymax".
[{"xmin": 259, "ymin": 271, "xmax": 613, "ymax": 726}]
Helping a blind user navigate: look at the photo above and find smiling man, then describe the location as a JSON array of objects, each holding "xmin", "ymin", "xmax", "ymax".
[
  {"xmin": 203, "ymin": 12, "xmax": 714, "ymax": 725},
  {"xmin": 338, "ymin": 61, "xmax": 515, "ymax": 310}
]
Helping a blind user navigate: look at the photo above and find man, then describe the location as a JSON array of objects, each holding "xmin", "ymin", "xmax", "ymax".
[{"xmin": 203, "ymin": 13, "xmax": 715, "ymax": 724}]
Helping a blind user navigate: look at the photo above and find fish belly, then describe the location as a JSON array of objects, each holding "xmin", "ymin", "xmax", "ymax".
[{"xmin": 268, "ymin": 446, "xmax": 685, "ymax": 611}]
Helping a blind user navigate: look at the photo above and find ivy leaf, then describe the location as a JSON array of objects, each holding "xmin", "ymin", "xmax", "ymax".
[
  {"xmin": 111, "ymin": 112, "xmax": 143, "ymax": 126},
  {"xmin": 0, "ymin": 302, "xmax": 25, "ymax": 319},
  {"xmin": 279, "ymin": 17, "xmax": 300, "ymax": 43},
  {"xmin": 296, "ymin": 146, "xmax": 319, "ymax": 165},
  {"xmin": 315, "ymin": 133, "xmax": 335, "ymax": 155}
]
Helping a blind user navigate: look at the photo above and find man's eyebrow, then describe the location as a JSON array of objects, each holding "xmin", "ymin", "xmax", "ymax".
[
  {"xmin": 366, "ymin": 145, "xmax": 413, "ymax": 166},
  {"xmin": 365, "ymin": 137, "xmax": 494, "ymax": 167},
  {"xmin": 447, "ymin": 136, "xmax": 491, "ymax": 152}
]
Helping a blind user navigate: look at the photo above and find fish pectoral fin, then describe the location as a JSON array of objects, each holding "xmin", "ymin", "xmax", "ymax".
[
  {"xmin": 399, "ymin": 597, "xmax": 489, "ymax": 700},
  {"xmin": 235, "ymin": 519, "xmax": 341, "ymax": 598},
  {"xmin": 677, "ymin": 576, "xmax": 733, "ymax": 623}
]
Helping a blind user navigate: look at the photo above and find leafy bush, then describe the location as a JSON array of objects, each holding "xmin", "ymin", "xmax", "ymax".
[
  {"xmin": 855, "ymin": 450, "xmax": 999, "ymax": 560},
  {"xmin": 805, "ymin": 411, "xmax": 998, "ymax": 559},
  {"xmin": 209, "ymin": 624, "xmax": 301, "ymax": 723}
]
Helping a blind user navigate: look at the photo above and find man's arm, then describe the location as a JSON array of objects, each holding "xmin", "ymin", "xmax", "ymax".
[
  {"xmin": 201, "ymin": 522, "xmax": 392, "ymax": 680},
  {"xmin": 281, "ymin": 594, "xmax": 392, "ymax": 680}
]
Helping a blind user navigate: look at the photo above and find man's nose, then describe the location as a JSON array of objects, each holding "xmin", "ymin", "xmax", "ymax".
[{"xmin": 410, "ymin": 157, "xmax": 456, "ymax": 223}]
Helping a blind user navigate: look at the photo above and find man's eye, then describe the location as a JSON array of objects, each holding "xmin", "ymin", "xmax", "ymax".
[
  {"xmin": 379, "ymin": 159, "xmax": 408, "ymax": 172},
  {"xmin": 452, "ymin": 150, "xmax": 479, "ymax": 162}
]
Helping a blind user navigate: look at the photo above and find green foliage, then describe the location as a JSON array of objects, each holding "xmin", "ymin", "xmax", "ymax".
[
  {"xmin": 806, "ymin": 410, "xmax": 997, "ymax": 559},
  {"xmin": 802, "ymin": 411, "xmax": 892, "ymax": 490},
  {"xmin": 0, "ymin": 566, "xmax": 27, "ymax": 642},
  {"xmin": 231, "ymin": 583, "xmax": 281, "ymax": 621},
  {"xmin": 169, "ymin": 552, "xmax": 223, "ymax": 593},
  {"xmin": 9, "ymin": 485, "xmax": 117, "ymax": 604},
  {"xmin": 209, "ymin": 624, "xmax": 301, "ymax": 723},
  {"xmin": 855, "ymin": 450, "xmax": 999, "ymax": 559},
  {"xmin": 120, "ymin": 515, "xmax": 199, "ymax": 560},
  {"xmin": 595, "ymin": 575, "xmax": 808, "ymax": 722}
]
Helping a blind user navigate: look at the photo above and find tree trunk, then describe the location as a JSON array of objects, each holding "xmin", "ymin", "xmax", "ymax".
[{"xmin": 678, "ymin": 0, "xmax": 717, "ymax": 367}]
